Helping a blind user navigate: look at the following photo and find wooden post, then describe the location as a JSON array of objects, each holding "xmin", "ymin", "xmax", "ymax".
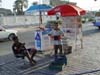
[
  {"xmin": 77, "ymin": 16, "xmax": 83, "ymax": 49},
  {"xmin": 80, "ymin": 23, "xmax": 83, "ymax": 49},
  {"xmin": 74, "ymin": 16, "xmax": 77, "ymax": 50}
]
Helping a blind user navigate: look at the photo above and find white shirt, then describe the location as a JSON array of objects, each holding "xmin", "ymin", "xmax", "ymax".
[{"xmin": 49, "ymin": 29, "xmax": 64, "ymax": 45}]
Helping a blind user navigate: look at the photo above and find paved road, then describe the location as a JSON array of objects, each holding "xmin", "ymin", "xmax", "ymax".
[
  {"xmin": 0, "ymin": 26, "xmax": 36, "ymax": 56},
  {"xmin": 0, "ymin": 22, "xmax": 98, "ymax": 56},
  {"xmin": 1, "ymin": 22, "xmax": 100, "ymax": 75}
]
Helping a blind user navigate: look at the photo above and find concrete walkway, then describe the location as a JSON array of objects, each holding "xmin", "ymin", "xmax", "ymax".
[
  {"xmin": 0, "ymin": 52, "xmax": 54, "ymax": 75},
  {"xmin": 1, "ymin": 31, "xmax": 100, "ymax": 75},
  {"xmin": 1, "ymin": 23, "xmax": 100, "ymax": 75}
]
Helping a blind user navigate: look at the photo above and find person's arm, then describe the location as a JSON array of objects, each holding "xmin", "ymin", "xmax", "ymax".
[
  {"xmin": 12, "ymin": 44, "xmax": 15, "ymax": 51},
  {"xmin": 59, "ymin": 29, "xmax": 64, "ymax": 36},
  {"xmin": 48, "ymin": 30, "xmax": 52, "ymax": 36},
  {"xmin": 48, "ymin": 30, "xmax": 54, "ymax": 39},
  {"xmin": 61, "ymin": 31, "xmax": 64, "ymax": 36},
  {"xmin": 12, "ymin": 44, "xmax": 18, "ymax": 54}
]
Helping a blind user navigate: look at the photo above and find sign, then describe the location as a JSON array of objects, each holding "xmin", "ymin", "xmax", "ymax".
[
  {"xmin": 35, "ymin": 31, "xmax": 41, "ymax": 51},
  {"xmin": 34, "ymin": 30, "xmax": 53, "ymax": 51}
]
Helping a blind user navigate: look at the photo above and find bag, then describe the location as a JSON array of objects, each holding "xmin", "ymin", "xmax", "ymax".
[
  {"xmin": 54, "ymin": 35, "xmax": 61, "ymax": 40},
  {"xmin": 63, "ymin": 45, "xmax": 72, "ymax": 55},
  {"xmin": 49, "ymin": 61, "xmax": 62, "ymax": 71},
  {"xmin": 49, "ymin": 56, "xmax": 67, "ymax": 71}
]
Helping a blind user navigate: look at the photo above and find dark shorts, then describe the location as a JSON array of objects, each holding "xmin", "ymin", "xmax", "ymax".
[
  {"xmin": 14, "ymin": 48, "xmax": 37, "ymax": 56},
  {"xmin": 54, "ymin": 45, "xmax": 62, "ymax": 50},
  {"xmin": 27, "ymin": 48, "xmax": 37, "ymax": 53}
]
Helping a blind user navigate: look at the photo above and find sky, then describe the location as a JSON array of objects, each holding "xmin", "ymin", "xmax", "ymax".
[{"xmin": 0, "ymin": 0, "xmax": 100, "ymax": 11}]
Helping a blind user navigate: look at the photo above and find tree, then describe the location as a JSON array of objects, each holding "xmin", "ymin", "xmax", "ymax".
[
  {"xmin": 32, "ymin": 1, "xmax": 38, "ymax": 5},
  {"xmin": 13, "ymin": 0, "xmax": 28, "ymax": 15}
]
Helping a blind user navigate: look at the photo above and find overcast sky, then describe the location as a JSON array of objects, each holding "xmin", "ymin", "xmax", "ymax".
[{"xmin": 0, "ymin": 0, "xmax": 100, "ymax": 11}]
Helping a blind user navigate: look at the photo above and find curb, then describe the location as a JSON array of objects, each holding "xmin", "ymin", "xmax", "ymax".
[{"xmin": 2, "ymin": 23, "xmax": 39, "ymax": 29}]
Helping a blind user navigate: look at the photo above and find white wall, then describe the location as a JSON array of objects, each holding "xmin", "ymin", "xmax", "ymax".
[
  {"xmin": 0, "ymin": 15, "xmax": 56, "ymax": 26},
  {"xmin": 42, "ymin": 0, "xmax": 50, "ymax": 5}
]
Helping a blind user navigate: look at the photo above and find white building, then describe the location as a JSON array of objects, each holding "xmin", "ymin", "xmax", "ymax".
[{"xmin": 42, "ymin": 0, "xmax": 50, "ymax": 5}]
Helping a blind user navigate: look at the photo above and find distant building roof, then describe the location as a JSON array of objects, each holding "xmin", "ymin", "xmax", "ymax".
[{"xmin": 0, "ymin": 8, "xmax": 12, "ymax": 16}]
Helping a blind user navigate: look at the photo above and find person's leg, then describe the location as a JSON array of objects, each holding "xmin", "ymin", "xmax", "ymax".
[
  {"xmin": 59, "ymin": 45, "xmax": 63, "ymax": 55},
  {"xmin": 54, "ymin": 45, "xmax": 58, "ymax": 56},
  {"xmin": 24, "ymin": 51, "xmax": 34, "ymax": 64},
  {"xmin": 30, "ymin": 48, "xmax": 37, "ymax": 63},
  {"xmin": 24, "ymin": 50, "xmax": 34, "ymax": 64}
]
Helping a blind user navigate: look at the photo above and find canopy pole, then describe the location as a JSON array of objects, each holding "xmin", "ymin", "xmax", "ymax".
[
  {"xmin": 39, "ymin": 11, "xmax": 42, "ymax": 27},
  {"xmin": 80, "ymin": 22, "xmax": 83, "ymax": 49},
  {"xmin": 74, "ymin": 16, "xmax": 77, "ymax": 50},
  {"xmin": 79, "ymin": 16, "xmax": 83, "ymax": 49}
]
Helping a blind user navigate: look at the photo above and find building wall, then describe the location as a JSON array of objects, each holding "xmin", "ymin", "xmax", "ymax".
[
  {"xmin": 0, "ymin": 8, "xmax": 12, "ymax": 16},
  {"xmin": 42, "ymin": 0, "xmax": 50, "ymax": 5},
  {"xmin": 0, "ymin": 15, "xmax": 56, "ymax": 26},
  {"xmin": 50, "ymin": 0, "xmax": 76, "ymax": 6}
]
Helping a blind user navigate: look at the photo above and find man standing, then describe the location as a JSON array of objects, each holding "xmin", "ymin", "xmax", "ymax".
[{"xmin": 48, "ymin": 22, "xmax": 64, "ymax": 58}]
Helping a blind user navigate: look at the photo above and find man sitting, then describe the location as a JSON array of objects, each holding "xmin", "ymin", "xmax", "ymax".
[{"xmin": 12, "ymin": 36, "xmax": 37, "ymax": 65}]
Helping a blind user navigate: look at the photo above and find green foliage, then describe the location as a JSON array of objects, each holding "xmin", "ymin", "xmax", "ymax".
[
  {"xmin": 45, "ymin": 20, "xmax": 62, "ymax": 29},
  {"xmin": 57, "ymin": 20, "xmax": 62, "ymax": 25},
  {"xmin": 32, "ymin": 1, "xmax": 38, "ymax": 5},
  {"xmin": 88, "ymin": 18, "xmax": 95, "ymax": 22},
  {"xmin": 48, "ymin": 20, "xmax": 62, "ymax": 25},
  {"xmin": 13, "ymin": 0, "xmax": 28, "ymax": 15},
  {"xmin": 81, "ymin": 17, "xmax": 95, "ymax": 23}
]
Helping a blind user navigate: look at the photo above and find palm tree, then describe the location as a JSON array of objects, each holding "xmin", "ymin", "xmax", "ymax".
[
  {"xmin": 32, "ymin": 1, "xmax": 38, "ymax": 5},
  {"xmin": 13, "ymin": 0, "xmax": 28, "ymax": 15}
]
